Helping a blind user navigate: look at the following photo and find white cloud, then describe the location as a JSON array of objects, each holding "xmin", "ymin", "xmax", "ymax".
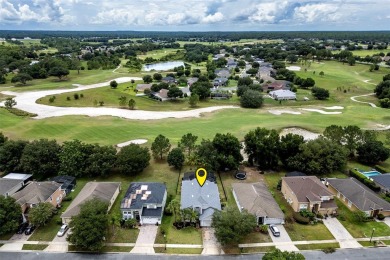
[
  {"xmin": 248, "ymin": 1, "xmax": 288, "ymax": 23},
  {"xmin": 293, "ymin": 3, "xmax": 343, "ymax": 23},
  {"xmin": 202, "ymin": 12, "xmax": 224, "ymax": 23}
]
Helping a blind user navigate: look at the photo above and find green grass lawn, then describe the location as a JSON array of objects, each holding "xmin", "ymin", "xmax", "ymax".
[
  {"xmin": 295, "ymin": 242, "xmax": 339, "ymax": 250},
  {"xmin": 0, "ymin": 233, "xmax": 14, "ymax": 240},
  {"xmin": 241, "ymin": 246, "xmax": 276, "ymax": 253},
  {"xmin": 101, "ymin": 246, "xmax": 133, "ymax": 252},
  {"xmin": 28, "ymin": 180, "xmax": 88, "ymax": 241},
  {"xmin": 155, "ymin": 215, "xmax": 202, "ymax": 245},
  {"xmin": 335, "ymin": 198, "xmax": 390, "ymax": 238},
  {"xmin": 154, "ymin": 247, "xmax": 203, "ymax": 254},
  {"xmin": 22, "ymin": 244, "xmax": 48, "ymax": 250},
  {"xmin": 241, "ymin": 231, "xmax": 272, "ymax": 243}
]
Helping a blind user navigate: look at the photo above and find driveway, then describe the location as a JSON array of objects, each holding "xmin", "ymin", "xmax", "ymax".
[
  {"xmin": 130, "ymin": 225, "xmax": 157, "ymax": 254},
  {"xmin": 323, "ymin": 217, "xmax": 362, "ymax": 248},
  {"xmin": 383, "ymin": 217, "xmax": 390, "ymax": 228},
  {"xmin": 0, "ymin": 232, "xmax": 32, "ymax": 251},
  {"xmin": 201, "ymin": 228, "xmax": 223, "ymax": 255},
  {"xmin": 44, "ymin": 229, "xmax": 69, "ymax": 252},
  {"xmin": 268, "ymin": 225, "xmax": 299, "ymax": 252}
]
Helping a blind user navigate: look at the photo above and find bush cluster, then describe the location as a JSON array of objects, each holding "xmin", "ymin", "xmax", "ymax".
[
  {"xmin": 349, "ymin": 169, "xmax": 380, "ymax": 192},
  {"xmin": 293, "ymin": 212, "xmax": 310, "ymax": 224}
]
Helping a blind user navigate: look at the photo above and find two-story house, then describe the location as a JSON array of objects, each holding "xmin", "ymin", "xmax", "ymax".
[
  {"xmin": 120, "ymin": 182, "xmax": 167, "ymax": 225},
  {"xmin": 281, "ymin": 176, "xmax": 337, "ymax": 215}
]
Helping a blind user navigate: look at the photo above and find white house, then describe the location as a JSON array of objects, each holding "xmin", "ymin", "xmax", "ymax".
[{"xmin": 269, "ymin": 90, "xmax": 296, "ymax": 100}]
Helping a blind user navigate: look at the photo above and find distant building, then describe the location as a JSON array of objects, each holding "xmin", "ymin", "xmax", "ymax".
[{"xmin": 269, "ymin": 90, "xmax": 296, "ymax": 100}]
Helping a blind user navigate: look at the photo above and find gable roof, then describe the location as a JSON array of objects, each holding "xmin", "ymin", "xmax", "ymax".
[
  {"xmin": 11, "ymin": 181, "xmax": 61, "ymax": 205},
  {"xmin": 121, "ymin": 182, "xmax": 166, "ymax": 210},
  {"xmin": 136, "ymin": 84, "xmax": 152, "ymax": 91},
  {"xmin": 269, "ymin": 90, "xmax": 296, "ymax": 98},
  {"xmin": 371, "ymin": 174, "xmax": 390, "ymax": 189},
  {"xmin": 0, "ymin": 178, "xmax": 23, "ymax": 195},
  {"xmin": 232, "ymin": 182, "xmax": 284, "ymax": 219},
  {"xmin": 327, "ymin": 178, "xmax": 390, "ymax": 211},
  {"xmin": 3, "ymin": 173, "xmax": 32, "ymax": 182},
  {"xmin": 61, "ymin": 182, "xmax": 120, "ymax": 218},
  {"xmin": 180, "ymin": 179, "xmax": 221, "ymax": 211},
  {"xmin": 282, "ymin": 176, "xmax": 332, "ymax": 203}
]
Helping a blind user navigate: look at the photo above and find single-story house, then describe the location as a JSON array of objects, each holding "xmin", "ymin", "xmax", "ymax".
[
  {"xmin": 136, "ymin": 84, "xmax": 152, "ymax": 92},
  {"xmin": 371, "ymin": 174, "xmax": 390, "ymax": 193},
  {"xmin": 180, "ymin": 86, "xmax": 191, "ymax": 97},
  {"xmin": 181, "ymin": 172, "xmax": 221, "ymax": 227},
  {"xmin": 120, "ymin": 182, "xmax": 167, "ymax": 225},
  {"xmin": 187, "ymin": 77, "xmax": 198, "ymax": 87},
  {"xmin": 162, "ymin": 76, "xmax": 176, "ymax": 84},
  {"xmin": 210, "ymin": 92, "xmax": 231, "ymax": 100},
  {"xmin": 0, "ymin": 178, "xmax": 25, "ymax": 197},
  {"xmin": 151, "ymin": 89, "xmax": 171, "ymax": 101},
  {"xmin": 11, "ymin": 181, "xmax": 65, "ymax": 215},
  {"xmin": 281, "ymin": 176, "xmax": 337, "ymax": 214},
  {"xmin": 61, "ymin": 182, "xmax": 121, "ymax": 224},
  {"xmin": 215, "ymin": 68, "xmax": 230, "ymax": 78},
  {"xmin": 263, "ymin": 80, "xmax": 292, "ymax": 92},
  {"xmin": 213, "ymin": 78, "xmax": 228, "ymax": 87},
  {"xmin": 232, "ymin": 182, "xmax": 285, "ymax": 225},
  {"xmin": 326, "ymin": 177, "xmax": 390, "ymax": 217},
  {"xmin": 50, "ymin": 175, "xmax": 76, "ymax": 195},
  {"xmin": 269, "ymin": 90, "xmax": 296, "ymax": 100}
]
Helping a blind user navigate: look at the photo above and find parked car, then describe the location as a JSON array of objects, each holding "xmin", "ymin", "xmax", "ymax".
[
  {"xmin": 17, "ymin": 222, "xmax": 29, "ymax": 234},
  {"xmin": 57, "ymin": 224, "xmax": 69, "ymax": 237},
  {"xmin": 24, "ymin": 224, "xmax": 36, "ymax": 235},
  {"xmin": 235, "ymin": 171, "xmax": 247, "ymax": 180},
  {"xmin": 269, "ymin": 225, "xmax": 280, "ymax": 237}
]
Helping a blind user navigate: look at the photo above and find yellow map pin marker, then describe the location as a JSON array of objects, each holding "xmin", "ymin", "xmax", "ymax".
[{"xmin": 196, "ymin": 168, "xmax": 207, "ymax": 187}]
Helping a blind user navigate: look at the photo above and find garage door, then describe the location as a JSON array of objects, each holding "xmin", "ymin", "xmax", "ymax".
[
  {"xmin": 264, "ymin": 218, "xmax": 284, "ymax": 225},
  {"xmin": 201, "ymin": 220, "xmax": 212, "ymax": 227},
  {"xmin": 142, "ymin": 217, "xmax": 159, "ymax": 225}
]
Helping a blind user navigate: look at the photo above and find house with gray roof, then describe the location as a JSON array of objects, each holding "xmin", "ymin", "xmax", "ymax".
[
  {"xmin": 269, "ymin": 90, "xmax": 296, "ymax": 100},
  {"xmin": 214, "ymin": 68, "xmax": 230, "ymax": 78},
  {"xmin": 136, "ymin": 83, "xmax": 152, "ymax": 92},
  {"xmin": 61, "ymin": 182, "xmax": 121, "ymax": 224},
  {"xmin": 371, "ymin": 174, "xmax": 390, "ymax": 193},
  {"xmin": 232, "ymin": 182, "xmax": 285, "ymax": 225},
  {"xmin": 181, "ymin": 172, "xmax": 221, "ymax": 227},
  {"xmin": 0, "ymin": 178, "xmax": 25, "ymax": 197},
  {"xmin": 12, "ymin": 181, "xmax": 65, "ymax": 215},
  {"xmin": 120, "ymin": 182, "xmax": 167, "ymax": 225},
  {"xmin": 327, "ymin": 177, "xmax": 390, "ymax": 217},
  {"xmin": 282, "ymin": 176, "xmax": 337, "ymax": 215}
]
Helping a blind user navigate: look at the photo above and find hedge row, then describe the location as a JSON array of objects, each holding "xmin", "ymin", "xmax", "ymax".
[
  {"xmin": 293, "ymin": 212, "xmax": 310, "ymax": 224},
  {"xmin": 375, "ymin": 165, "xmax": 389, "ymax": 174},
  {"xmin": 349, "ymin": 169, "xmax": 381, "ymax": 192}
]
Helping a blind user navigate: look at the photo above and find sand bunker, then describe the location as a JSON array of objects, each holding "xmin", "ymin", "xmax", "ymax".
[
  {"xmin": 268, "ymin": 110, "xmax": 302, "ymax": 115},
  {"xmin": 117, "ymin": 139, "xmax": 148, "ymax": 147},
  {"xmin": 301, "ymin": 108, "xmax": 342, "ymax": 115},
  {"xmin": 286, "ymin": 66, "xmax": 301, "ymax": 71},
  {"xmin": 280, "ymin": 128, "xmax": 320, "ymax": 141},
  {"xmin": 322, "ymin": 106, "xmax": 344, "ymax": 110}
]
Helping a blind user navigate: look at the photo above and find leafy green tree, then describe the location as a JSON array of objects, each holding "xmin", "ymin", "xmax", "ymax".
[
  {"xmin": 319, "ymin": 71, "xmax": 325, "ymax": 77},
  {"xmin": 244, "ymin": 128, "xmax": 280, "ymax": 169},
  {"xmin": 342, "ymin": 125, "xmax": 364, "ymax": 156},
  {"xmin": 301, "ymin": 78, "xmax": 315, "ymax": 88},
  {"xmin": 167, "ymin": 148, "xmax": 185, "ymax": 170},
  {"xmin": 151, "ymin": 134, "xmax": 171, "ymax": 160},
  {"xmin": 287, "ymin": 138, "xmax": 348, "ymax": 175},
  {"xmin": 212, "ymin": 207, "xmax": 256, "ymax": 246},
  {"xmin": 279, "ymin": 133, "xmax": 305, "ymax": 167},
  {"xmin": 188, "ymin": 93, "xmax": 199, "ymax": 107},
  {"xmin": 128, "ymin": 98, "xmax": 136, "ymax": 110},
  {"xmin": 153, "ymin": 73, "xmax": 162, "ymax": 81},
  {"xmin": 118, "ymin": 96, "xmax": 127, "ymax": 107},
  {"xmin": 357, "ymin": 141, "xmax": 390, "ymax": 165},
  {"xmin": 117, "ymin": 144, "xmax": 150, "ymax": 175},
  {"xmin": 0, "ymin": 196, "xmax": 22, "ymax": 235},
  {"xmin": 190, "ymin": 83, "xmax": 211, "ymax": 100},
  {"xmin": 0, "ymin": 140, "xmax": 28, "ymax": 173},
  {"xmin": 212, "ymin": 133, "xmax": 243, "ymax": 171},
  {"xmin": 352, "ymin": 211, "xmax": 369, "ymax": 223},
  {"xmin": 59, "ymin": 139, "xmax": 92, "ymax": 177},
  {"xmin": 167, "ymin": 86, "xmax": 183, "ymax": 99},
  {"xmin": 142, "ymin": 75, "xmax": 153, "ymax": 83},
  {"xmin": 110, "ymin": 80, "xmax": 118, "ymax": 89},
  {"xmin": 85, "ymin": 145, "xmax": 117, "ymax": 177},
  {"xmin": 20, "ymin": 139, "xmax": 61, "ymax": 180},
  {"xmin": 311, "ymin": 87, "xmax": 329, "ymax": 100},
  {"xmin": 11, "ymin": 73, "xmax": 32, "ymax": 85},
  {"xmin": 195, "ymin": 139, "xmax": 219, "ymax": 170},
  {"xmin": 179, "ymin": 133, "xmax": 198, "ymax": 156},
  {"xmin": 286, "ymin": 54, "xmax": 298, "ymax": 64},
  {"xmin": 237, "ymin": 77, "xmax": 253, "ymax": 86},
  {"xmin": 237, "ymin": 85, "xmax": 249, "ymax": 97},
  {"xmin": 348, "ymin": 56, "xmax": 356, "ymax": 66},
  {"xmin": 263, "ymin": 249, "xmax": 305, "ymax": 260},
  {"xmin": 240, "ymin": 89, "xmax": 263, "ymax": 108},
  {"xmin": 0, "ymin": 132, "xmax": 8, "ymax": 146},
  {"xmin": 49, "ymin": 66, "xmax": 69, "ymax": 80},
  {"xmin": 29, "ymin": 202, "xmax": 55, "ymax": 227},
  {"xmin": 323, "ymin": 125, "xmax": 344, "ymax": 145},
  {"xmin": 67, "ymin": 199, "xmax": 109, "ymax": 251},
  {"xmin": 167, "ymin": 199, "xmax": 181, "ymax": 223},
  {"xmin": 4, "ymin": 97, "xmax": 17, "ymax": 108}
]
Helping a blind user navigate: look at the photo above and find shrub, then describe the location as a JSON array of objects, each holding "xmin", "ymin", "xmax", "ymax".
[
  {"xmin": 353, "ymin": 211, "xmax": 369, "ymax": 223},
  {"xmin": 299, "ymin": 209, "xmax": 316, "ymax": 220},
  {"xmin": 49, "ymin": 96, "xmax": 56, "ymax": 103},
  {"xmin": 99, "ymin": 101, "xmax": 104, "ymax": 106},
  {"xmin": 293, "ymin": 212, "xmax": 310, "ymax": 224},
  {"xmin": 66, "ymin": 96, "xmax": 71, "ymax": 101},
  {"xmin": 349, "ymin": 169, "xmax": 381, "ymax": 192},
  {"xmin": 375, "ymin": 165, "xmax": 388, "ymax": 174},
  {"xmin": 323, "ymin": 247, "xmax": 336, "ymax": 254},
  {"xmin": 259, "ymin": 224, "xmax": 268, "ymax": 234},
  {"xmin": 74, "ymin": 93, "xmax": 79, "ymax": 100},
  {"xmin": 316, "ymin": 213, "xmax": 324, "ymax": 219},
  {"xmin": 377, "ymin": 213, "xmax": 385, "ymax": 220},
  {"xmin": 80, "ymin": 94, "xmax": 84, "ymax": 98},
  {"xmin": 337, "ymin": 212, "xmax": 346, "ymax": 221},
  {"xmin": 62, "ymin": 196, "xmax": 72, "ymax": 202}
]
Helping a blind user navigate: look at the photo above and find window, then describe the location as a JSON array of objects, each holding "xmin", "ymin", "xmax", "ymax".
[
  {"xmin": 337, "ymin": 192, "xmax": 340, "ymax": 198},
  {"xmin": 347, "ymin": 200, "xmax": 352, "ymax": 208},
  {"xmin": 299, "ymin": 204, "xmax": 307, "ymax": 210}
]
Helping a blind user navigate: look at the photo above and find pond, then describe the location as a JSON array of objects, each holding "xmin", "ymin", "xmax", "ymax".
[{"xmin": 143, "ymin": 61, "xmax": 184, "ymax": 71}]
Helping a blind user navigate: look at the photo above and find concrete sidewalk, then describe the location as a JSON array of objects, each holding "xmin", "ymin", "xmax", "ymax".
[
  {"xmin": 323, "ymin": 217, "xmax": 362, "ymax": 248},
  {"xmin": 268, "ymin": 225, "xmax": 299, "ymax": 252}
]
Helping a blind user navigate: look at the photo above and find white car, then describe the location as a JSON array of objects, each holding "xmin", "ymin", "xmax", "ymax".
[{"xmin": 57, "ymin": 224, "xmax": 69, "ymax": 237}]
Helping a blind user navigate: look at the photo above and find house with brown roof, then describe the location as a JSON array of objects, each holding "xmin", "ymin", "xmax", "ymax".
[
  {"xmin": 232, "ymin": 182, "xmax": 285, "ymax": 225},
  {"xmin": 262, "ymin": 80, "xmax": 291, "ymax": 93},
  {"xmin": 281, "ymin": 176, "xmax": 337, "ymax": 214},
  {"xmin": 136, "ymin": 83, "xmax": 152, "ymax": 92},
  {"xmin": 151, "ymin": 89, "xmax": 170, "ymax": 101},
  {"xmin": 327, "ymin": 178, "xmax": 390, "ymax": 217},
  {"xmin": 61, "ymin": 182, "xmax": 121, "ymax": 224},
  {"xmin": 11, "ymin": 181, "xmax": 65, "ymax": 215}
]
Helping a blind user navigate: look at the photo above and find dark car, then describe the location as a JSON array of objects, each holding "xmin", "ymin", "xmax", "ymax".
[
  {"xmin": 17, "ymin": 222, "xmax": 28, "ymax": 234},
  {"xmin": 24, "ymin": 225, "xmax": 36, "ymax": 235},
  {"xmin": 235, "ymin": 171, "xmax": 247, "ymax": 180}
]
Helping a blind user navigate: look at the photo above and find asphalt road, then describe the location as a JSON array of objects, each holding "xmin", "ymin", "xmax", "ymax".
[{"xmin": 0, "ymin": 248, "xmax": 390, "ymax": 260}]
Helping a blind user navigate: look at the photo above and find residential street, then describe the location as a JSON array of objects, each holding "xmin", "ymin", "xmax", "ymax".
[
  {"xmin": 323, "ymin": 217, "xmax": 362, "ymax": 248},
  {"xmin": 267, "ymin": 225, "xmax": 299, "ymax": 251}
]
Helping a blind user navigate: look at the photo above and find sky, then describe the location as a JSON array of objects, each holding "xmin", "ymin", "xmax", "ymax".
[{"xmin": 1, "ymin": 0, "xmax": 390, "ymax": 31}]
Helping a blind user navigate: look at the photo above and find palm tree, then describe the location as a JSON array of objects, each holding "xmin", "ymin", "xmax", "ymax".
[
  {"xmin": 189, "ymin": 209, "xmax": 199, "ymax": 225},
  {"xmin": 167, "ymin": 199, "xmax": 180, "ymax": 224}
]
